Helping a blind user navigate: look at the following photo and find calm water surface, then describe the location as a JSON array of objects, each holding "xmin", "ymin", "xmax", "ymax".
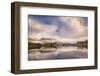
[{"xmin": 28, "ymin": 46, "xmax": 88, "ymax": 60}]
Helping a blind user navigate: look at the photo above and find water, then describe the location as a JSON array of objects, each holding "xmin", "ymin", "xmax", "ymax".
[{"xmin": 28, "ymin": 46, "xmax": 88, "ymax": 60}]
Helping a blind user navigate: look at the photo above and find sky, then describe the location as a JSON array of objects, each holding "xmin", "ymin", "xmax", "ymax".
[{"xmin": 28, "ymin": 15, "xmax": 88, "ymax": 42}]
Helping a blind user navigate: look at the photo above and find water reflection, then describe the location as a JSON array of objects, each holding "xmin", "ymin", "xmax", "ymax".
[{"xmin": 28, "ymin": 46, "xmax": 88, "ymax": 60}]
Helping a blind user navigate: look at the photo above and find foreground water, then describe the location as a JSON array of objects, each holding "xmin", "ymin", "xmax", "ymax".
[{"xmin": 28, "ymin": 46, "xmax": 88, "ymax": 60}]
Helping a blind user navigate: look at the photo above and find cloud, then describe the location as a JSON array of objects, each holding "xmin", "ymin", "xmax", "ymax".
[
  {"xmin": 28, "ymin": 16, "xmax": 88, "ymax": 42},
  {"xmin": 58, "ymin": 17, "xmax": 87, "ymax": 39},
  {"xmin": 28, "ymin": 18, "xmax": 58, "ymax": 39}
]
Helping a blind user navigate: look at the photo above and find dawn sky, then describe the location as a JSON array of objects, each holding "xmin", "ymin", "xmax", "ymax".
[{"xmin": 28, "ymin": 15, "xmax": 88, "ymax": 42}]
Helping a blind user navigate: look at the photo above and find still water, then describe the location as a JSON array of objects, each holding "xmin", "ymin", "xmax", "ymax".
[{"xmin": 28, "ymin": 46, "xmax": 88, "ymax": 60}]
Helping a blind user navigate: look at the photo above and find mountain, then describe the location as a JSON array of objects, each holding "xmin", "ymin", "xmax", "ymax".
[{"xmin": 40, "ymin": 38, "xmax": 56, "ymax": 40}]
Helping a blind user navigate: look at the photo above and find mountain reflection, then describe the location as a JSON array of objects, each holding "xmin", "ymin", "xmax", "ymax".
[{"xmin": 28, "ymin": 38, "xmax": 88, "ymax": 60}]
